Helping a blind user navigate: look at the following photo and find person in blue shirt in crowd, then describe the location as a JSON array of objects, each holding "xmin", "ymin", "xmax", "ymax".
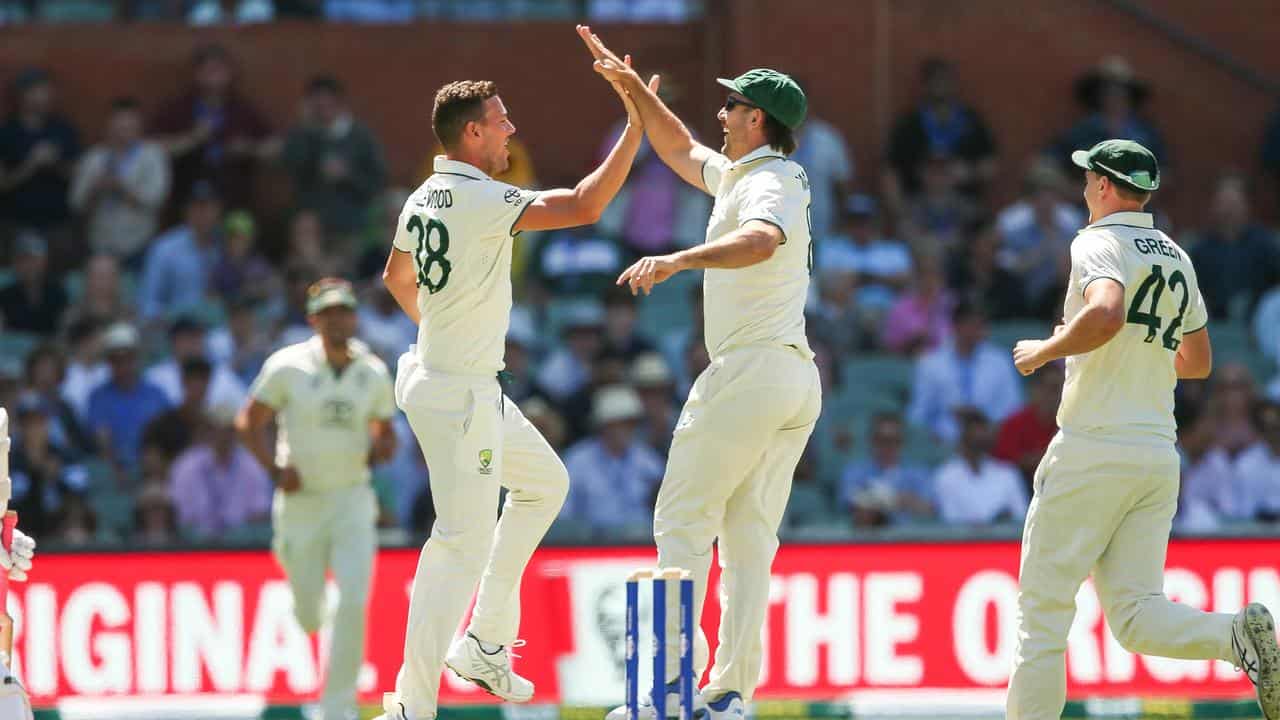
[{"xmin": 85, "ymin": 322, "xmax": 171, "ymax": 470}]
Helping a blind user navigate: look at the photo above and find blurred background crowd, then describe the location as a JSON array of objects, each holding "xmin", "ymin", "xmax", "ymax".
[{"xmin": 2, "ymin": 1, "xmax": 1280, "ymax": 549}]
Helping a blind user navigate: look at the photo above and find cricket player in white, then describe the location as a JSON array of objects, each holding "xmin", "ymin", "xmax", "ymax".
[
  {"xmin": 0, "ymin": 409, "xmax": 39, "ymax": 720},
  {"xmin": 581, "ymin": 28, "xmax": 822, "ymax": 720},
  {"xmin": 375, "ymin": 52, "xmax": 647, "ymax": 720},
  {"xmin": 236, "ymin": 278, "xmax": 397, "ymax": 720},
  {"xmin": 1008, "ymin": 140, "xmax": 1280, "ymax": 720}
]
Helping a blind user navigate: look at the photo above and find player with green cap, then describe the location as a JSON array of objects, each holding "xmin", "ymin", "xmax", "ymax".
[
  {"xmin": 1007, "ymin": 140, "xmax": 1280, "ymax": 719},
  {"xmin": 579, "ymin": 26, "xmax": 822, "ymax": 720},
  {"xmin": 236, "ymin": 277, "xmax": 398, "ymax": 720}
]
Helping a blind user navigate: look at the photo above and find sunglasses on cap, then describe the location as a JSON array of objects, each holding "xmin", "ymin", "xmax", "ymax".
[{"xmin": 723, "ymin": 96, "xmax": 760, "ymax": 112}]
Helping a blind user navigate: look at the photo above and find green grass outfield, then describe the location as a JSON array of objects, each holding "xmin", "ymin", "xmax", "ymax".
[{"xmin": 30, "ymin": 697, "xmax": 1269, "ymax": 720}]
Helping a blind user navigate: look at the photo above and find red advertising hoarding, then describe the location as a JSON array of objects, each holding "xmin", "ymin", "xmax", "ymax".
[{"xmin": 6, "ymin": 540, "xmax": 1272, "ymax": 707}]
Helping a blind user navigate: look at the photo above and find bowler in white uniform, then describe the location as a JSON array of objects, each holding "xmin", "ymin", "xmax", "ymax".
[
  {"xmin": 581, "ymin": 28, "xmax": 822, "ymax": 720},
  {"xmin": 375, "ymin": 63, "xmax": 646, "ymax": 720},
  {"xmin": 1007, "ymin": 140, "xmax": 1280, "ymax": 720}
]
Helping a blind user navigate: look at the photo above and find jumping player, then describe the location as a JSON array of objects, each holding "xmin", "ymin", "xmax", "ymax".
[
  {"xmin": 374, "ymin": 47, "xmax": 648, "ymax": 720},
  {"xmin": 580, "ymin": 27, "xmax": 822, "ymax": 720}
]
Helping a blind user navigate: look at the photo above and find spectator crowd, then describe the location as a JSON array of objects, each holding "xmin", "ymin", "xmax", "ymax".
[{"xmin": 2, "ymin": 42, "xmax": 1280, "ymax": 548}]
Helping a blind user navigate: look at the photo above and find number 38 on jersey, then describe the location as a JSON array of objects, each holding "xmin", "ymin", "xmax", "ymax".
[{"xmin": 405, "ymin": 215, "xmax": 452, "ymax": 294}]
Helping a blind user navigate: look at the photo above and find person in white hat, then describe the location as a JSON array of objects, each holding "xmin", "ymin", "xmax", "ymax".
[
  {"xmin": 561, "ymin": 385, "xmax": 664, "ymax": 536},
  {"xmin": 85, "ymin": 321, "xmax": 171, "ymax": 470},
  {"xmin": 235, "ymin": 277, "xmax": 396, "ymax": 720},
  {"xmin": 629, "ymin": 353, "xmax": 678, "ymax": 456}
]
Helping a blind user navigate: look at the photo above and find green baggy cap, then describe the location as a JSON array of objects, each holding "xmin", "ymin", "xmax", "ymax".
[
  {"xmin": 716, "ymin": 68, "xmax": 807, "ymax": 130},
  {"xmin": 1070, "ymin": 139, "xmax": 1160, "ymax": 192}
]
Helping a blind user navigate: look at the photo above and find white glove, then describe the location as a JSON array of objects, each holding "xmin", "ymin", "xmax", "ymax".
[{"xmin": 0, "ymin": 529, "xmax": 34, "ymax": 582}]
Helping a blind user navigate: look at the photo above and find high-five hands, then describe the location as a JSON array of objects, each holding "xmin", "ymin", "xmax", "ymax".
[{"xmin": 576, "ymin": 24, "xmax": 661, "ymax": 123}]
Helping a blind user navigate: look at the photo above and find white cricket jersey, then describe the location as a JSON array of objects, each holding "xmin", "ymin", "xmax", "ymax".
[
  {"xmin": 700, "ymin": 144, "xmax": 813, "ymax": 358},
  {"xmin": 250, "ymin": 337, "xmax": 396, "ymax": 492},
  {"xmin": 1057, "ymin": 211, "xmax": 1208, "ymax": 443},
  {"xmin": 392, "ymin": 156, "xmax": 539, "ymax": 375}
]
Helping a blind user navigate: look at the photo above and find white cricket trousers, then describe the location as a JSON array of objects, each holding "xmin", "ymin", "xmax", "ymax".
[
  {"xmin": 1006, "ymin": 430, "xmax": 1237, "ymax": 719},
  {"xmin": 655, "ymin": 343, "xmax": 821, "ymax": 702},
  {"xmin": 272, "ymin": 482, "xmax": 377, "ymax": 720},
  {"xmin": 392, "ymin": 352, "xmax": 569, "ymax": 719}
]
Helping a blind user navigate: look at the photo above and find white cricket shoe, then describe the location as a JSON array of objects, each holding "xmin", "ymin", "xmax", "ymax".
[
  {"xmin": 704, "ymin": 691, "xmax": 744, "ymax": 720},
  {"xmin": 370, "ymin": 693, "xmax": 422, "ymax": 720},
  {"xmin": 444, "ymin": 632, "xmax": 535, "ymax": 703},
  {"xmin": 605, "ymin": 680, "xmax": 707, "ymax": 720},
  {"xmin": 1233, "ymin": 602, "xmax": 1280, "ymax": 720}
]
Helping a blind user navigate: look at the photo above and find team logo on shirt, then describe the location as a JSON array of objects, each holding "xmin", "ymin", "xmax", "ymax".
[
  {"xmin": 478, "ymin": 449, "xmax": 494, "ymax": 475},
  {"xmin": 503, "ymin": 189, "xmax": 525, "ymax": 205},
  {"xmin": 322, "ymin": 398, "xmax": 355, "ymax": 428}
]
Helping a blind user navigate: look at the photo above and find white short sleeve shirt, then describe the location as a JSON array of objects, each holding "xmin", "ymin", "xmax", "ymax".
[
  {"xmin": 1058, "ymin": 211, "xmax": 1208, "ymax": 443},
  {"xmin": 250, "ymin": 337, "xmax": 396, "ymax": 492},
  {"xmin": 392, "ymin": 156, "xmax": 539, "ymax": 375},
  {"xmin": 699, "ymin": 145, "xmax": 813, "ymax": 358}
]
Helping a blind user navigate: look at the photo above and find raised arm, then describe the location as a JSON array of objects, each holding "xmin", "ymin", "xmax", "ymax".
[
  {"xmin": 514, "ymin": 59, "xmax": 645, "ymax": 233},
  {"xmin": 578, "ymin": 25, "xmax": 718, "ymax": 192}
]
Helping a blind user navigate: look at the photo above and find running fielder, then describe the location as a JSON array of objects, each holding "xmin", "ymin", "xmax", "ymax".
[
  {"xmin": 0, "ymin": 409, "xmax": 38, "ymax": 720},
  {"xmin": 374, "ymin": 50, "xmax": 646, "ymax": 720},
  {"xmin": 236, "ymin": 278, "xmax": 397, "ymax": 720},
  {"xmin": 1008, "ymin": 140, "xmax": 1279, "ymax": 719},
  {"xmin": 581, "ymin": 29, "xmax": 822, "ymax": 720}
]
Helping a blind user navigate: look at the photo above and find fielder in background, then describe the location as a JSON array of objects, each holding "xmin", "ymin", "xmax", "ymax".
[
  {"xmin": 236, "ymin": 278, "xmax": 397, "ymax": 720},
  {"xmin": 581, "ymin": 28, "xmax": 822, "ymax": 720},
  {"xmin": 1008, "ymin": 140, "xmax": 1280, "ymax": 720},
  {"xmin": 374, "ymin": 41, "xmax": 646, "ymax": 720},
  {"xmin": 0, "ymin": 409, "xmax": 38, "ymax": 720}
]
